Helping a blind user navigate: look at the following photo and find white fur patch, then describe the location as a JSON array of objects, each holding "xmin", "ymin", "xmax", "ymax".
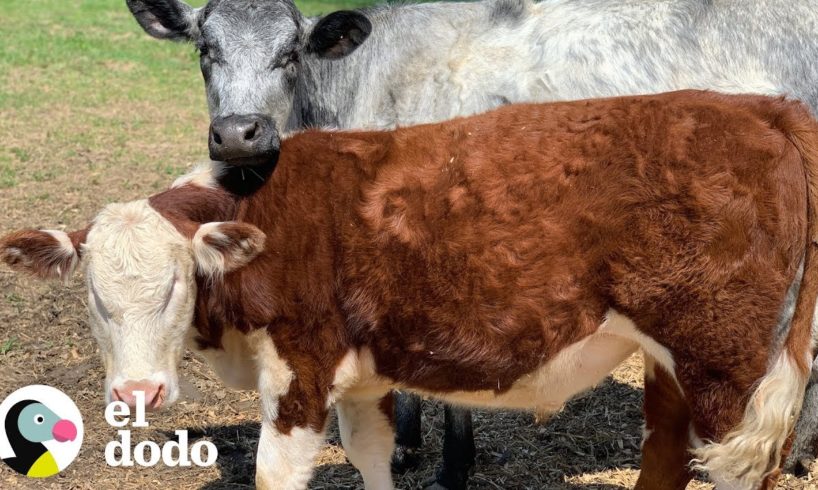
[
  {"xmin": 387, "ymin": 309, "xmax": 644, "ymax": 414},
  {"xmin": 192, "ymin": 222, "xmax": 231, "ymax": 278},
  {"xmin": 172, "ymin": 162, "xmax": 220, "ymax": 189},
  {"xmin": 251, "ymin": 331, "xmax": 325, "ymax": 490},
  {"xmin": 600, "ymin": 310, "xmax": 677, "ymax": 386},
  {"xmin": 191, "ymin": 327, "xmax": 259, "ymax": 391},
  {"xmin": 84, "ymin": 199, "xmax": 195, "ymax": 407},
  {"xmin": 251, "ymin": 330, "xmax": 295, "ymax": 421},
  {"xmin": 327, "ymin": 351, "xmax": 362, "ymax": 407},
  {"xmin": 256, "ymin": 424, "xmax": 327, "ymax": 490},
  {"xmin": 640, "ymin": 424, "xmax": 653, "ymax": 451},
  {"xmin": 337, "ymin": 395, "xmax": 395, "ymax": 489},
  {"xmin": 44, "ymin": 229, "xmax": 79, "ymax": 280}
]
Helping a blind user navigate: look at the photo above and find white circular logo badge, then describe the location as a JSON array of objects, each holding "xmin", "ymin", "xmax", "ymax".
[{"xmin": 0, "ymin": 385, "xmax": 83, "ymax": 478}]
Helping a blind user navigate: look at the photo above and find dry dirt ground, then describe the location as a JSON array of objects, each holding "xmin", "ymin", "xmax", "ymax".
[{"xmin": 2, "ymin": 1, "xmax": 818, "ymax": 489}]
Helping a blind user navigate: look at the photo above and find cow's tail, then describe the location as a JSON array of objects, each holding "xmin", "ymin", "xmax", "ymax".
[{"xmin": 691, "ymin": 97, "xmax": 818, "ymax": 488}]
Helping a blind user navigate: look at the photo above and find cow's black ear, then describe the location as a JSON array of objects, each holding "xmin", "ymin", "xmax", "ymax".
[
  {"xmin": 307, "ymin": 11, "xmax": 372, "ymax": 59},
  {"xmin": 126, "ymin": 0, "xmax": 198, "ymax": 41}
]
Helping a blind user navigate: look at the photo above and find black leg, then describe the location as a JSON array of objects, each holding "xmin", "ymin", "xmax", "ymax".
[
  {"xmin": 392, "ymin": 391, "xmax": 423, "ymax": 473},
  {"xmin": 785, "ymin": 358, "xmax": 818, "ymax": 476},
  {"xmin": 428, "ymin": 405, "xmax": 475, "ymax": 490}
]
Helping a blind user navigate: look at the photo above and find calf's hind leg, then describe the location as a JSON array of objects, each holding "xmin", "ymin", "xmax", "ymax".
[
  {"xmin": 783, "ymin": 355, "xmax": 818, "ymax": 475},
  {"xmin": 635, "ymin": 355, "xmax": 693, "ymax": 490}
]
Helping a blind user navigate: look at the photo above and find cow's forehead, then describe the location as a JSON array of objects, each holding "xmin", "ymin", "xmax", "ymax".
[
  {"xmin": 85, "ymin": 200, "xmax": 191, "ymax": 279},
  {"xmin": 202, "ymin": 0, "xmax": 301, "ymax": 37}
]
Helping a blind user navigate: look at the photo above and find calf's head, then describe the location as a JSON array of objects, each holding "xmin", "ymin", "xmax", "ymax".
[
  {"xmin": 0, "ymin": 199, "xmax": 264, "ymax": 410},
  {"xmin": 126, "ymin": 0, "xmax": 372, "ymax": 168}
]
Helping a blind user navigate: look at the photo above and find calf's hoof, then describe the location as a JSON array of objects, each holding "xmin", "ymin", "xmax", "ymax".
[
  {"xmin": 391, "ymin": 445, "xmax": 420, "ymax": 474},
  {"xmin": 420, "ymin": 465, "xmax": 471, "ymax": 490},
  {"xmin": 422, "ymin": 482, "xmax": 450, "ymax": 490}
]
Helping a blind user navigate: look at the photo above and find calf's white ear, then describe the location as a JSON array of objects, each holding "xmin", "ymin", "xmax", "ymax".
[
  {"xmin": 192, "ymin": 221, "xmax": 266, "ymax": 277},
  {"xmin": 0, "ymin": 228, "xmax": 88, "ymax": 281}
]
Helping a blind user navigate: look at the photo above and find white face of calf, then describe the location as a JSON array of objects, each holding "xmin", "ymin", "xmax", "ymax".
[
  {"xmin": 0, "ymin": 199, "xmax": 265, "ymax": 411},
  {"xmin": 84, "ymin": 201, "xmax": 196, "ymax": 409}
]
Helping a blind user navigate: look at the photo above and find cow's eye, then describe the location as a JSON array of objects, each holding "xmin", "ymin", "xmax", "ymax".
[
  {"xmin": 91, "ymin": 282, "xmax": 111, "ymax": 323},
  {"xmin": 274, "ymin": 51, "xmax": 299, "ymax": 70},
  {"xmin": 159, "ymin": 273, "xmax": 179, "ymax": 314}
]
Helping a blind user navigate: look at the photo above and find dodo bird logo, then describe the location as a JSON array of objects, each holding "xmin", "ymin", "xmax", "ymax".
[{"xmin": 0, "ymin": 385, "xmax": 83, "ymax": 478}]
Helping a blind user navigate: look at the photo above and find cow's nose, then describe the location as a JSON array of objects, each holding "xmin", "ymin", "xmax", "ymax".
[
  {"xmin": 111, "ymin": 380, "xmax": 166, "ymax": 411},
  {"xmin": 209, "ymin": 114, "xmax": 280, "ymax": 166}
]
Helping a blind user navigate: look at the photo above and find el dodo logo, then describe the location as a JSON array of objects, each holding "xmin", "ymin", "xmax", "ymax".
[{"xmin": 0, "ymin": 385, "xmax": 83, "ymax": 478}]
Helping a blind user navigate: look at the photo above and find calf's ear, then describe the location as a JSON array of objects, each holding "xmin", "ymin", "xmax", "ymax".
[
  {"xmin": 307, "ymin": 11, "xmax": 372, "ymax": 59},
  {"xmin": 126, "ymin": 0, "xmax": 199, "ymax": 41},
  {"xmin": 1, "ymin": 228, "xmax": 88, "ymax": 281},
  {"xmin": 192, "ymin": 222, "xmax": 266, "ymax": 278}
]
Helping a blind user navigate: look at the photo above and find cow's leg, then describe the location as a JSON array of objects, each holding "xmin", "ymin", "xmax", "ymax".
[
  {"xmin": 784, "ymin": 354, "xmax": 818, "ymax": 475},
  {"xmin": 392, "ymin": 391, "xmax": 423, "ymax": 473},
  {"xmin": 255, "ymin": 412, "xmax": 328, "ymax": 490},
  {"xmin": 635, "ymin": 354, "xmax": 692, "ymax": 490},
  {"xmin": 337, "ymin": 392, "xmax": 396, "ymax": 489},
  {"xmin": 252, "ymin": 331, "xmax": 329, "ymax": 490},
  {"xmin": 427, "ymin": 406, "xmax": 475, "ymax": 490}
]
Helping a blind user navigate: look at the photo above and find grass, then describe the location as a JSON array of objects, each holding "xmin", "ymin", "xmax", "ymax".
[
  {"xmin": 0, "ymin": 161, "xmax": 17, "ymax": 188},
  {"xmin": 0, "ymin": 0, "xmax": 379, "ymax": 199},
  {"xmin": 0, "ymin": 336, "xmax": 19, "ymax": 355}
]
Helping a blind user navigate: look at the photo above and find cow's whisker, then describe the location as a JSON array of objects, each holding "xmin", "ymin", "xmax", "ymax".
[{"xmin": 247, "ymin": 167, "xmax": 265, "ymax": 182}]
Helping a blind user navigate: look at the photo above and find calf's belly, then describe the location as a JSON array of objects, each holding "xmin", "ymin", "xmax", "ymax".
[{"xmin": 404, "ymin": 310, "xmax": 652, "ymax": 413}]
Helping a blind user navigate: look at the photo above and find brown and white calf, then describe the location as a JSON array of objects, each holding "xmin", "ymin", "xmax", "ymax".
[{"xmin": 3, "ymin": 90, "xmax": 818, "ymax": 489}]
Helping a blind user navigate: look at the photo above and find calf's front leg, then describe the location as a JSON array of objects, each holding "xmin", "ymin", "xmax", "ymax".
[
  {"xmin": 256, "ymin": 415, "xmax": 328, "ymax": 490},
  {"xmin": 252, "ymin": 331, "xmax": 329, "ymax": 490},
  {"xmin": 337, "ymin": 392, "xmax": 396, "ymax": 489}
]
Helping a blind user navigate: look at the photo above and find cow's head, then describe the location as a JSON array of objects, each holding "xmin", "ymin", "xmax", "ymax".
[
  {"xmin": 126, "ymin": 0, "xmax": 371, "ymax": 169},
  {"xmin": 0, "ymin": 194, "xmax": 264, "ymax": 411}
]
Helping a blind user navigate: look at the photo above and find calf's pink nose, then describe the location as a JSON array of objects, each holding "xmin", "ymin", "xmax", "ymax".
[
  {"xmin": 52, "ymin": 419, "xmax": 77, "ymax": 442},
  {"xmin": 111, "ymin": 380, "xmax": 166, "ymax": 411}
]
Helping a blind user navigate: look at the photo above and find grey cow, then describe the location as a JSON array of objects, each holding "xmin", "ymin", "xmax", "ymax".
[{"xmin": 126, "ymin": 0, "xmax": 818, "ymax": 486}]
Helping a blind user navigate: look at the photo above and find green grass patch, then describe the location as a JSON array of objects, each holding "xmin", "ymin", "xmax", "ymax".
[
  {"xmin": 0, "ymin": 161, "xmax": 18, "ymax": 188},
  {"xmin": 0, "ymin": 0, "xmax": 381, "ymax": 196},
  {"xmin": 0, "ymin": 337, "xmax": 19, "ymax": 355}
]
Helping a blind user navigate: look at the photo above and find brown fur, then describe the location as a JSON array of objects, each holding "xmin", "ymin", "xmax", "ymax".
[
  {"xmin": 0, "ymin": 228, "xmax": 88, "ymax": 280},
  {"xmin": 8, "ymin": 90, "xmax": 817, "ymax": 484},
  {"xmin": 161, "ymin": 91, "xmax": 816, "ymax": 441},
  {"xmin": 638, "ymin": 363, "xmax": 693, "ymax": 489}
]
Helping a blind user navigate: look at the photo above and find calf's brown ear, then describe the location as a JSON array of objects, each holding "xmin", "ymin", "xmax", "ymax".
[
  {"xmin": 0, "ymin": 228, "xmax": 88, "ymax": 281},
  {"xmin": 192, "ymin": 221, "xmax": 266, "ymax": 278}
]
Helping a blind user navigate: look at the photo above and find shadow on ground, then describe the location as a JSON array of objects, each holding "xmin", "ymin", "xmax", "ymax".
[{"xmin": 186, "ymin": 378, "xmax": 643, "ymax": 489}]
